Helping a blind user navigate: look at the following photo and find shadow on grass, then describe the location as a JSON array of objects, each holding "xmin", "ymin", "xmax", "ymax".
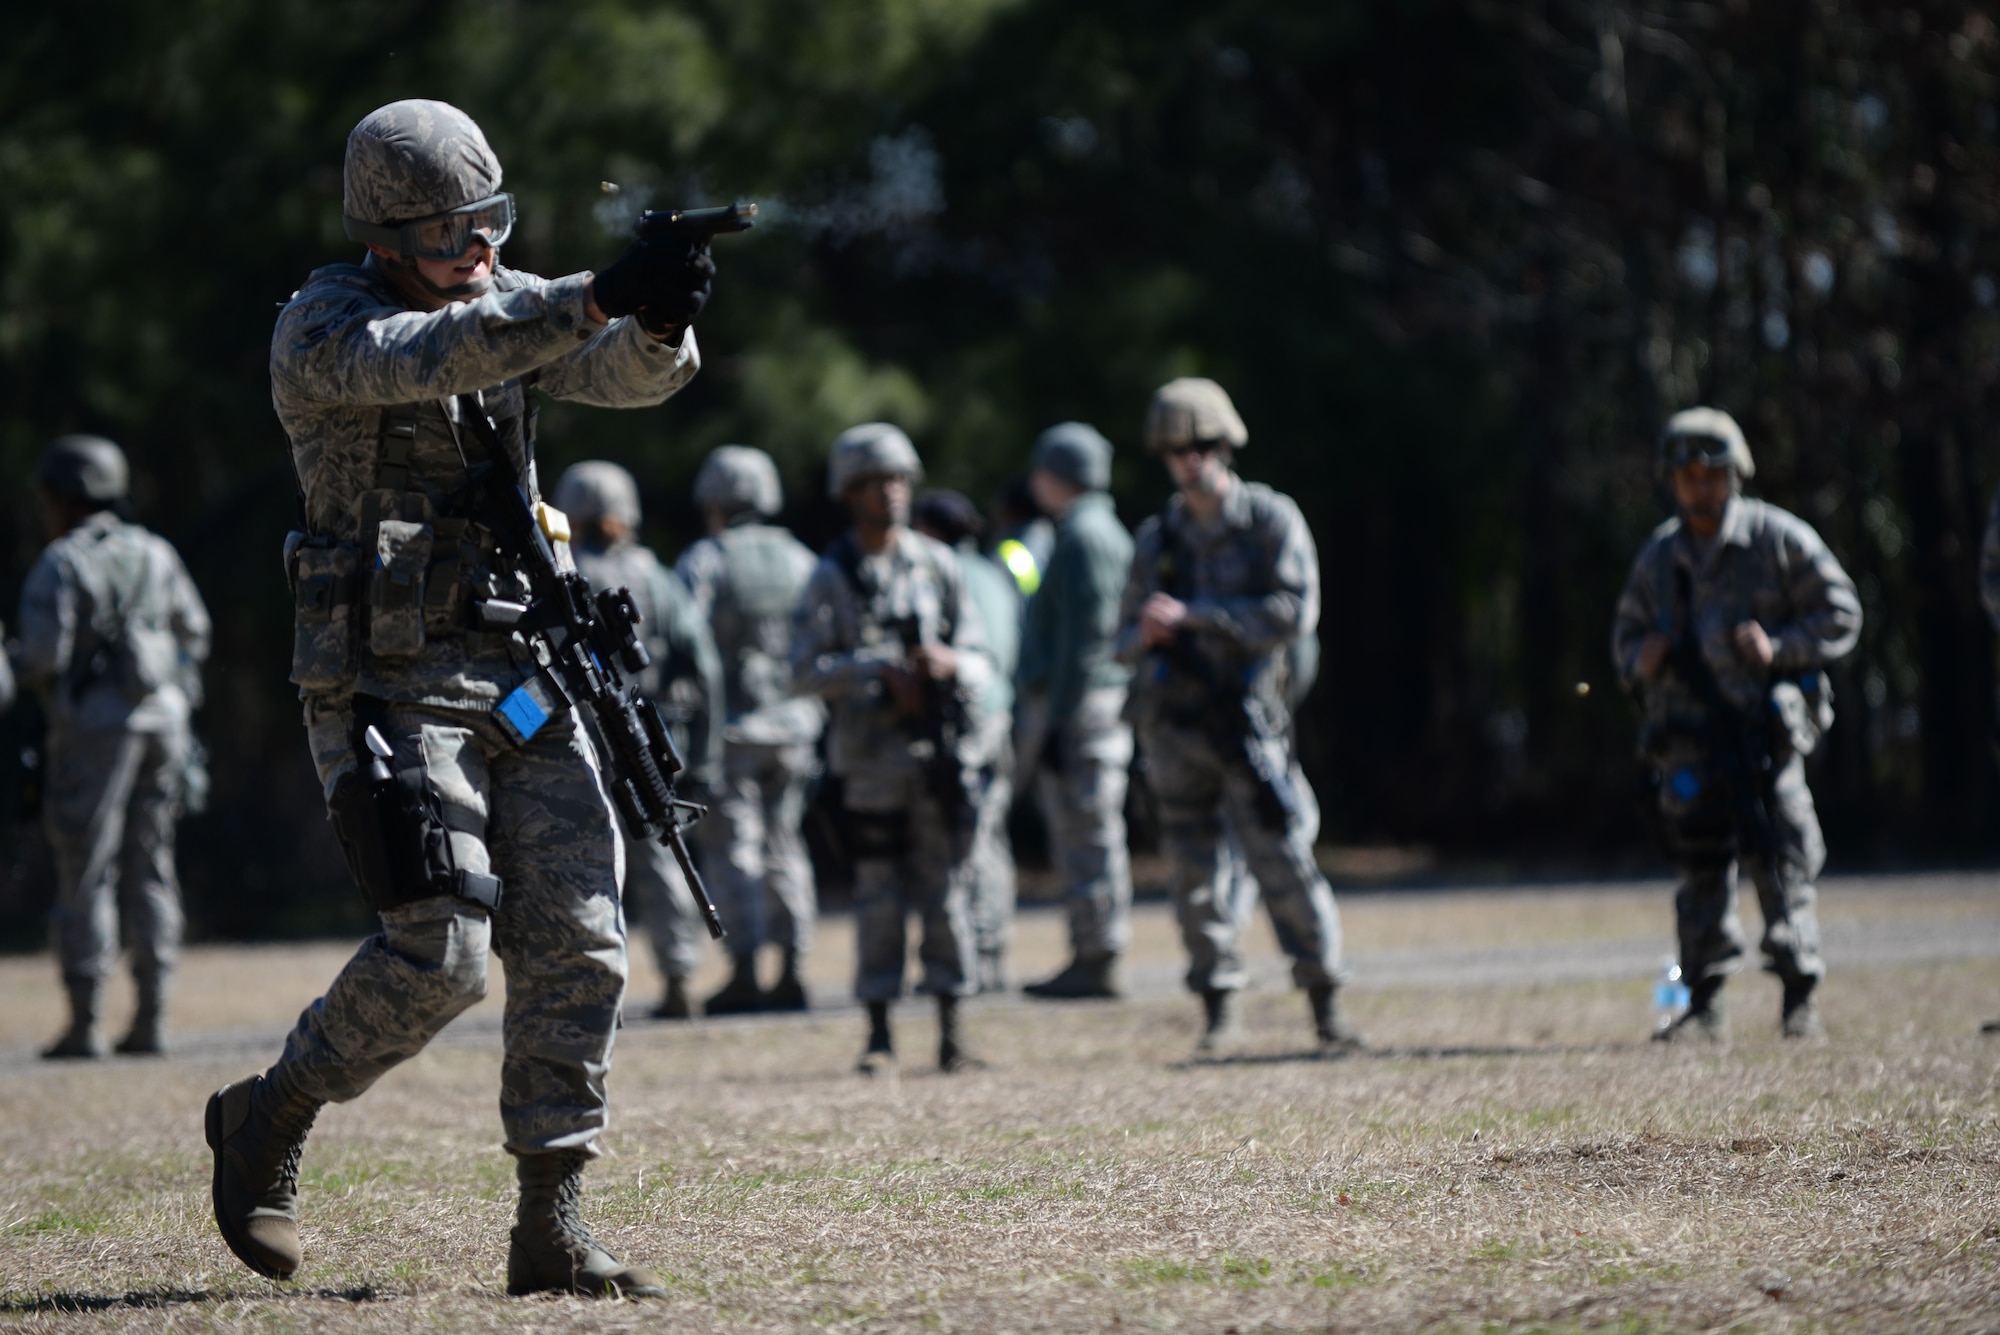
[
  {"xmin": 0, "ymin": 1285, "xmax": 382, "ymax": 1314},
  {"xmin": 1173, "ymin": 1041, "xmax": 1632, "ymax": 1069}
]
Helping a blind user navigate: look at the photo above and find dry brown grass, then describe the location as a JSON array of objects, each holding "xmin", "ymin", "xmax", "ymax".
[{"xmin": 2, "ymin": 878, "xmax": 1998, "ymax": 1332}]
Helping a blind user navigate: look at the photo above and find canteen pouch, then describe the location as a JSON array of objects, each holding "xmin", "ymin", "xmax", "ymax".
[
  {"xmin": 367, "ymin": 520, "xmax": 434, "ymax": 659},
  {"xmin": 290, "ymin": 541, "xmax": 361, "ymax": 692}
]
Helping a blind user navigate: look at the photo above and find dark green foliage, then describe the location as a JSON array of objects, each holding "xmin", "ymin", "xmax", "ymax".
[{"xmin": 2, "ymin": 0, "xmax": 1995, "ymax": 941}]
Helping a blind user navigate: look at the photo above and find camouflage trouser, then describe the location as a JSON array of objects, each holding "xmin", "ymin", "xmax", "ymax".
[
  {"xmin": 1031, "ymin": 690, "xmax": 1134, "ymax": 959},
  {"xmin": 968, "ymin": 742, "xmax": 1017, "ymax": 962},
  {"xmin": 275, "ymin": 697, "xmax": 627, "ymax": 1157},
  {"xmin": 45, "ymin": 725, "xmax": 188, "ymax": 1001},
  {"xmin": 698, "ymin": 741, "xmax": 817, "ymax": 956},
  {"xmin": 845, "ymin": 768, "xmax": 977, "ymax": 1002},
  {"xmin": 1140, "ymin": 720, "xmax": 1345, "ymax": 993},
  {"xmin": 1657, "ymin": 748, "xmax": 1826, "ymax": 985},
  {"xmin": 623, "ymin": 831, "xmax": 703, "ymax": 982}
]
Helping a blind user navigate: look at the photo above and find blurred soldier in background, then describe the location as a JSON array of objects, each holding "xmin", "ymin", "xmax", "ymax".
[
  {"xmin": 207, "ymin": 99, "xmax": 712, "ymax": 1296},
  {"xmin": 792, "ymin": 424, "xmax": 995, "ymax": 1074},
  {"xmin": 12, "ymin": 434, "xmax": 210, "ymax": 1060},
  {"xmin": 554, "ymin": 460, "xmax": 723, "ymax": 1021},
  {"xmin": 1117, "ymin": 379, "xmax": 1360, "ymax": 1055},
  {"xmin": 1015, "ymin": 423, "xmax": 1137, "ymax": 1001},
  {"xmin": 676, "ymin": 445, "xmax": 823, "ymax": 1013},
  {"xmin": 913, "ymin": 488, "xmax": 1020, "ymax": 992},
  {"xmin": 1613, "ymin": 407, "xmax": 1861, "ymax": 1044}
]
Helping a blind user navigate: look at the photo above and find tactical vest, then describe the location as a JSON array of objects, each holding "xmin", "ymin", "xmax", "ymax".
[
  {"xmin": 714, "ymin": 524, "xmax": 810, "ymax": 716},
  {"xmin": 286, "ymin": 268, "xmax": 540, "ymax": 692}
]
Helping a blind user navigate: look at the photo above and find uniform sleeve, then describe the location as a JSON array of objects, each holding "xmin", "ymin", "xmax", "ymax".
[
  {"xmin": 11, "ymin": 554, "xmax": 76, "ymax": 690},
  {"xmin": 271, "ymin": 268, "xmax": 692, "ymax": 410},
  {"xmin": 1039, "ymin": 519, "xmax": 1133, "ymax": 726},
  {"xmin": 790, "ymin": 562, "xmax": 895, "ymax": 698},
  {"xmin": 166, "ymin": 544, "xmax": 212, "ymax": 666},
  {"xmin": 658, "ymin": 566, "xmax": 725, "ymax": 787},
  {"xmin": 1114, "ymin": 518, "xmax": 1164, "ymax": 668},
  {"xmin": 1769, "ymin": 519, "xmax": 1863, "ymax": 671},
  {"xmin": 941, "ymin": 552, "xmax": 996, "ymax": 706},
  {"xmin": 1179, "ymin": 495, "xmax": 1317, "ymax": 655},
  {"xmin": 1610, "ymin": 542, "xmax": 1662, "ymax": 686},
  {"xmin": 535, "ymin": 322, "xmax": 700, "ymax": 409},
  {"xmin": 673, "ymin": 538, "xmax": 725, "ymax": 622}
]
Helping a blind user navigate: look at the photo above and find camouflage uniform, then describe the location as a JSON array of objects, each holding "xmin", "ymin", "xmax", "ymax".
[
  {"xmin": 14, "ymin": 508, "xmax": 210, "ymax": 1047},
  {"xmin": 565, "ymin": 503, "xmax": 723, "ymax": 996},
  {"xmin": 1117, "ymin": 476, "xmax": 1344, "ymax": 997},
  {"xmin": 792, "ymin": 520, "xmax": 994, "ymax": 1006},
  {"xmin": 1611, "ymin": 495, "xmax": 1861, "ymax": 993},
  {"xmin": 264, "ymin": 223, "xmax": 697, "ymax": 1152},
  {"xmin": 676, "ymin": 518, "xmax": 823, "ymax": 973},
  {"xmin": 956, "ymin": 542, "xmax": 1020, "ymax": 989}
]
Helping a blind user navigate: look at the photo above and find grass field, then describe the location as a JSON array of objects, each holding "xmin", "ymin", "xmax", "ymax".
[{"xmin": 1, "ymin": 877, "xmax": 1997, "ymax": 1332}]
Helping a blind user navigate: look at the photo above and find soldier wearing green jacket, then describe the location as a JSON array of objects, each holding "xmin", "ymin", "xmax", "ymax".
[{"xmin": 1016, "ymin": 423, "xmax": 1137, "ymax": 1000}]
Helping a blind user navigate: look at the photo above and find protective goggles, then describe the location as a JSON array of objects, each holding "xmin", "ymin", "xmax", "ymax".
[
  {"xmin": 343, "ymin": 193, "xmax": 515, "ymax": 261},
  {"xmin": 1660, "ymin": 432, "xmax": 1734, "ymax": 470}
]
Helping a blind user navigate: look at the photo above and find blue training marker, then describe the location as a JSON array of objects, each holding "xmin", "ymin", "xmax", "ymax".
[{"xmin": 496, "ymin": 679, "xmax": 552, "ymax": 745}]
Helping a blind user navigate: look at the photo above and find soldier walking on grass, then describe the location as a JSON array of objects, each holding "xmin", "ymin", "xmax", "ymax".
[
  {"xmin": 1612, "ymin": 408, "xmax": 1861, "ymax": 1044},
  {"xmin": 675, "ymin": 445, "xmax": 824, "ymax": 1013},
  {"xmin": 791, "ymin": 425, "xmax": 995, "ymax": 1074},
  {"xmin": 205, "ymin": 98, "xmax": 716, "ymax": 1297},
  {"xmin": 912, "ymin": 488, "xmax": 1022, "ymax": 992},
  {"xmin": 13, "ymin": 435, "xmax": 210, "ymax": 1060},
  {"xmin": 554, "ymin": 461, "xmax": 723, "ymax": 1022},
  {"xmin": 1116, "ymin": 379, "xmax": 1361, "ymax": 1054},
  {"xmin": 1015, "ymin": 423, "xmax": 1138, "ymax": 1001}
]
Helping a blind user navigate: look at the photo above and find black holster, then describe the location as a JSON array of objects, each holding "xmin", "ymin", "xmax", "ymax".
[{"xmin": 327, "ymin": 711, "xmax": 501, "ymax": 915}]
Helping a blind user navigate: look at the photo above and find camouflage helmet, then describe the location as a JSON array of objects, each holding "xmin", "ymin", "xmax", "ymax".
[
  {"xmin": 37, "ymin": 434, "xmax": 129, "ymax": 503},
  {"xmin": 1031, "ymin": 421, "xmax": 1113, "ymax": 491},
  {"xmin": 341, "ymin": 100, "xmax": 512, "ymax": 261},
  {"xmin": 694, "ymin": 445, "xmax": 783, "ymax": 517},
  {"xmin": 1145, "ymin": 377, "xmax": 1248, "ymax": 453},
  {"xmin": 827, "ymin": 423, "xmax": 923, "ymax": 498},
  {"xmin": 1658, "ymin": 406, "xmax": 1754, "ymax": 480},
  {"xmin": 553, "ymin": 461, "xmax": 642, "ymax": 530}
]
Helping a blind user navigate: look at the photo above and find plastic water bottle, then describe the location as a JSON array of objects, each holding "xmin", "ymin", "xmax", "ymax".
[{"xmin": 1653, "ymin": 957, "xmax": 1690, "ymax": 1032}]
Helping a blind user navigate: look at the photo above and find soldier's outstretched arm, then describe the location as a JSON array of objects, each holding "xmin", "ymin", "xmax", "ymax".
[
  {"xmin": 1771, "ymin": 520, "xmax": 1863, "ymax": 668},
  {"xmin": 1176, "ymin": 495, "xmax": 1317, "ymax": 654},
  {"xmin": 273, "ymin": 270, "xmax": 685, "ymax": 409},
  {"xmin": 532, "ymin": 320, "xmax": 699, "ymax": 409}
]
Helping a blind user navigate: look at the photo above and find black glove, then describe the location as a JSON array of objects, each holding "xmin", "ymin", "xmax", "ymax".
[{"xmin": 592, "ymin": 235, "xmax": 714, "ymax": 328}]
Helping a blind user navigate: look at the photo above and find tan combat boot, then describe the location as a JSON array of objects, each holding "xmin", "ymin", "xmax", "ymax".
[
  {"xmin": 205, "ymin": 1070, "xmax": 322, "ymax": 1278},
  {"xmin": 507, "ymin": 1150, "xmax": 666, "ymax": 1298}
]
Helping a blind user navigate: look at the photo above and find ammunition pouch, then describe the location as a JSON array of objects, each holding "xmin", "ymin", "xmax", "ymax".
[
  {"xmin": 289, "ymin": 537, "xmax": 361, "ymax": 693},
  {"xmin": 326, "ymin": 736, "xmax": 501, "ymax": 915}
]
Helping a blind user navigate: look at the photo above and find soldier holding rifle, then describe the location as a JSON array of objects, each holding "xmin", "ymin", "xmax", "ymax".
[
  {"xmin": 791, "ymin": 425, "xmax": 995, "ymax": 1075},
  {"xmin": 1116, "ymin": 378, "xmax": 1360, "ymax": 1055},
  {"xmin": 205, "ymin": 98, "xmax": 738, "ymax": 1298},
  {"xmin": 1613, "ymin": 408, "xmax": 1860, "ymax": 1044}
]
